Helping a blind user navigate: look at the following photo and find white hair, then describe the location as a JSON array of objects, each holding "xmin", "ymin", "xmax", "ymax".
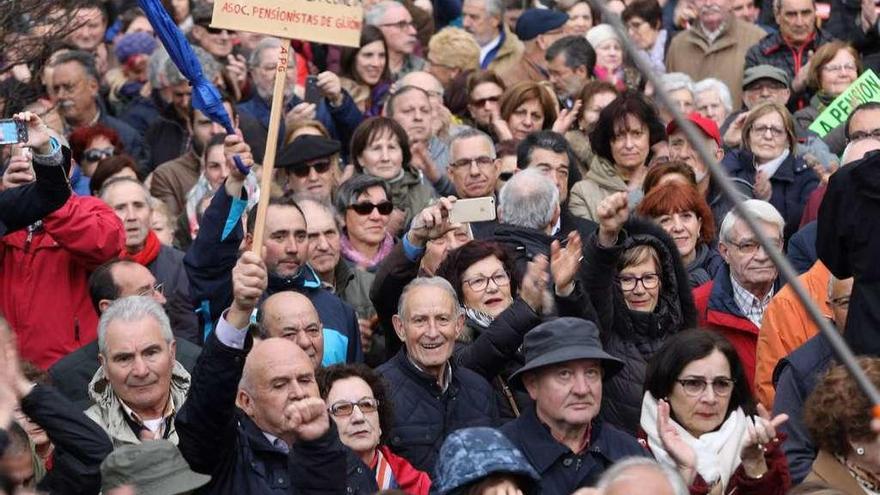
[
  {"xmin": 365, "ymin": 0, "xmax": 402, "ymax": 26},
  {"xmin": 661, "ymin": 72, "xmax": 695, "ymax": 95},
  {"xmin": 397, "ymin": 277, "xmax": 462, "ymax": 319},
  {"xmin": 498, "ymin": 168, "xmax": 559, "ymax": 230},
  {"xmin": 596, "ymin": 457, "xmax": 689, "ymax": 495},
  {"xmin": 695, "ymin": 78, "xmax": 733, "ymax": 112},
  {"xmin": 98, "ymin": 296, "xmax": 173, "ymax": 356},
  {"xmin": 719, "ymin": 199, "xmax": 785, "ymax": 243}
]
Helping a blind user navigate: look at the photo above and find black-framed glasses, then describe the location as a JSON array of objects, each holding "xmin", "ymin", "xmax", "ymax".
[
  {"xmin": 676, "ymin": 377, "xmax": 735, "ymax": 397},
  {"xmin": 450, "ymin": 155, "xmax": 495, "ymax": 170},
  {"xmin": 617, "ymin": 273, "xmax": 660, "ymax": 291},
  {"xmin": 328, "ymin": 397, "xmax": 380, "ymax": 417},
  {"xmin": 291, "ymin": 161, "xmax": 333, "ymax": 178},
  {"xmin": 83, "ymin": 147, "xmax": 114, "ymax": 162},
  {"xmin": 849, "ymin": 128, "xmax": 880, "ymax": 142},
  {"xmin": 463, "ymin": 272, "xmax": 510, "ymax": 292},
  {"xmin": 137, "ymin": 282, "xmax": 165, "ymax": 298},
  {"xmin": 470, "ymin": 95, "xmax": 500, "ymax": 107},
  {"xmin": 349, "ymin": 201, "xmax": 393, "ymax": 216}
]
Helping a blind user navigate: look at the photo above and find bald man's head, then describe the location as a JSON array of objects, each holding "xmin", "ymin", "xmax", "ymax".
[
  {"xmin": 237, "ymin": 338, "xmax": 319, "ymax": 444},
  {"xmin": 596, "ymin": 459, "xmax": 688, "ymax": 495},
  {"xmin": 259, "ymin": 291, "xmax": 324, "ymax": 367},
  {"xmin": 842, "ymin": 138, "xmax": 880, "ymax": 165}
]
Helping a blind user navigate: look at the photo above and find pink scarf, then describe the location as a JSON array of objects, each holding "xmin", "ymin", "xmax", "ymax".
[{"xmin": 340, "ymin": 233, "xmax": 394, "ymax": 271}]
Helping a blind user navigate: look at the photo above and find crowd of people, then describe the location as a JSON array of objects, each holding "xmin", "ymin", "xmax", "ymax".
[{"xmin": 3, "ymin": 0, "xmax": 880, "ymax": 492}]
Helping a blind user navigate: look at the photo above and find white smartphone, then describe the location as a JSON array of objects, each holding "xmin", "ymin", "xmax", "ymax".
[{"xmin": 449, "ymin": 197, "xmax": 496, "ymax": 224}]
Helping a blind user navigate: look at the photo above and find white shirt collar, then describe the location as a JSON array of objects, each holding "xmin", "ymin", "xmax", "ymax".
[{"xmin": 479, "ymin": 33, "xmax": 503, "ymax": 65}]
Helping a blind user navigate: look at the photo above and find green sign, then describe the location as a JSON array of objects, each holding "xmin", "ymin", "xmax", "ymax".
[{"xmin": 809, "ymin": 69, "xmax": 880, "ymax": 137}]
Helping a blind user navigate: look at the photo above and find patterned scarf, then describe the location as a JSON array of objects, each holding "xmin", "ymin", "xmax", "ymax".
[
  {"xmin": 372, "ymin": 448, "xmax": 400, "ymax": 491},
  {"xmin": 340, "ymin": 232, "xmax": 395, "ymax": 271}
]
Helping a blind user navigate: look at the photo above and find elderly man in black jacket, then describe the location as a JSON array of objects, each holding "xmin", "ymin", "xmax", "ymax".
[
  {"xmin": 378, "ymin": 276, "xmax": 500, "ymax": 473},
  {"xmin": 175, "ymin": 249, "xmax": 377, "ymax": 494},
  {"xmin": 501, "ymin": 317, "xmax": 647, "ymax": 493}
]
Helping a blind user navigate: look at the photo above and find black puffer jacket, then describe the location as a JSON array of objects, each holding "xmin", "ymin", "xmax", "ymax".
[
  {"xmin": 583, "ymin": 217, "xmax": 697, "ymax": 434},
  {"xmin": 377, "ymin": 349, "xmax": 500, "ymax": 473}
]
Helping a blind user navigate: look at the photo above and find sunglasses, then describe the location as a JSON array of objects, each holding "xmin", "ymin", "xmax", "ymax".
[
  {"xmin": 291, "ymin": 161, "xmax": 333, "ymax": 178},
  {"xmin": 201, "ymin": 25, "xmax": 234, "ymax": 35},
  {"xmin": 349, "ymin": 201, "xmax": 393, "ymax": 216},
  {"xmin": 471, "ymin": 95, "xmax": 500, "ymax": 107},
  {"xmin": 83, "ymin": 147, "xmax": 114, "ymax": 162}
]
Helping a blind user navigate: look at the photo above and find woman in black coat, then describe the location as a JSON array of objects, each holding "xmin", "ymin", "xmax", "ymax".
[{"xmin": 583, "ymin": 192, "xmax": 697, "ymax": 434}]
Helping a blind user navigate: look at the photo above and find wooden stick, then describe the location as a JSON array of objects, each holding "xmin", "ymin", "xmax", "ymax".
[{"xmin": 250, "ymin": 37, "xmax": 292, "ymax": 256}]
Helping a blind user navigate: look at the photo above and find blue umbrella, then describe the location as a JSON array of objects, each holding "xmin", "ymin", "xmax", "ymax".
[{"xmin": 138, "ymin": 0, "xmax": 249, "ymax": 174}]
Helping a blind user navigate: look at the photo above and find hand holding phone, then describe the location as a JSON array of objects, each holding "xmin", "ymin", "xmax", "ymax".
[
  {"xmin": 449, "ymin": 197, "xmax": 496, "ymax": 224},
  {"xmin": 304, "ymin": 75, "xmax": 321, "ymax": 105}
]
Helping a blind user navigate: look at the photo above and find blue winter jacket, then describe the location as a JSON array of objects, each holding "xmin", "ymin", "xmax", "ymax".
[{"xmin": 183, "ymin": 184, "xmax": 362, "ymax": 364}]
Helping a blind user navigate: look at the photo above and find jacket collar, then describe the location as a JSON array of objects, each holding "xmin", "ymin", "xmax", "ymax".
[
  {"xmin": 512, "ymin": 406, "xmax": 613, "ymax": 474},
  {"xmin": 333, "ymin": 258, "xmax": 356, "ymax": 293},
  {"xmin": 393, "ymin": 349, "xmax": 456, "ymax": 396},
  {"xmin": 708, "ymin": 264, "xmax": 780, "ymax": 320},
  {"xmin": 267, "ymin": 263, "xmax": 323, "ymax": 294},
  {"xmin": 236, "ymin": 409, "xmax": 291, "ymax": 456}
]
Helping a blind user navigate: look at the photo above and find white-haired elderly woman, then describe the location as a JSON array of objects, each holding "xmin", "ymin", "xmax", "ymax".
[
  {"xmin": 659, "ymin": 72, "xmax": 696, "ymax": 122},
  {"xmin": 695, "ymin": 78, "xmax": 733, "ymax": 129},
  {"xmin": 693, "ymin": 200, "xmax": 787, "ymax": 390},
  {"xmin": 587, "ymin": 24, "xmax": 626, "ymax": 90}
]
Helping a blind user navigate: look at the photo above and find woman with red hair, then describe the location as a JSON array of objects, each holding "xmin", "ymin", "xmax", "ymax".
[
  {"xmin": 68, "ymin": 125, "xmax": 125, "ymax": 196},
  {"xmin": 637, "ymin": 181, "xmax": 722, "ymax": 287}
]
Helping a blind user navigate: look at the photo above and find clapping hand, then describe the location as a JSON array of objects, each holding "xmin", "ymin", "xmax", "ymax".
[
  {"xmin": 550, "ymin": 231, "xmax": 583, "ymax": 295},
  {"xmin": 657, "ymin": 398, "xmax": 698, "ymax": 484},
  {"xmin": 520, "ymin": 254, "xmax": 551, "ymax": 314},
  {"xmin": 740, "ymin": 403, "xmax": 788, "ymax": 479}
]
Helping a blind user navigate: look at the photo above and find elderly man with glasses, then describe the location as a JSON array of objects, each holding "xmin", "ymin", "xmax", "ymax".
[
  {"xmin": 365, "ymin": 1, "xmax": 426, "ymax": 80},
  {"xmin": 693, "ymin": 200, "xmax": 785, "ymax": 391}
]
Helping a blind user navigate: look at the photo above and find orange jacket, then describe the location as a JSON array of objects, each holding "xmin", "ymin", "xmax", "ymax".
[{"xmin": 754, "ymin": 261, "xmax": 830, "ymax": 408}]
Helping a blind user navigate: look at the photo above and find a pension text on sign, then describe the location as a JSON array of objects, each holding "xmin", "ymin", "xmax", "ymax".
[
  {"xmin": 211, "ymin": 0, "xmax": 363, "ymax": 47},
  {"xmin": 809, "ymin": 69, "xmax": 880, "ymax": 138}
]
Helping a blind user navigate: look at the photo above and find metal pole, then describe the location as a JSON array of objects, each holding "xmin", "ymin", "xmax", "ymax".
[{"xmin": 588, "ymin": 0, "xmax": 880, "ymax": 411}]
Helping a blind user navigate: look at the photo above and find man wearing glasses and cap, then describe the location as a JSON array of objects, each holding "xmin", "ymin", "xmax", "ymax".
[
  {"xmin": 277, "ymin": 134, "xmax": 342, "ymax": 204},
  {"xmin": 500, "ymin": 317, "xmax": 645, "ymax": 494}
]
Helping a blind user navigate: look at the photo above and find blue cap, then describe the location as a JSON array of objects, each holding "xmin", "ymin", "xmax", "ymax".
[
  {"xmin": 432, "ymin": 427, "xmax": 539, "ymax": 495},
  {"xmin": 515, "ymin": 9, "xmax": 569, "ymax": 41}
]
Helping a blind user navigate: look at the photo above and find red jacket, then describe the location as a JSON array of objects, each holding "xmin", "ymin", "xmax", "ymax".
[
  {"xmin": 0, "ymin": 195, "xmax": 124, "ymax": 368},
  {"xmin": 377, "ymin": 445, "xmax": 431, "ymax": 495},
  {"xmin": 693, "ymin": 267, "xmax": 769, "ymax": 391}
]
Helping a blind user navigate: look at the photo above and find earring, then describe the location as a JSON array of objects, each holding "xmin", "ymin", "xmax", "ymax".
[{"xmin": 857, "ymin": 446, "xmax": 866, "ymax": 456}]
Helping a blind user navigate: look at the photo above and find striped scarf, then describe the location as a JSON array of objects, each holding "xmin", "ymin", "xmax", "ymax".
[{"xmin": 373, "ymin": 448, "xmax": 400, "ymax": 491}]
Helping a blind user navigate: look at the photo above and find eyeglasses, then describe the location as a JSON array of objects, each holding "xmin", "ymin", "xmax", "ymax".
[
  {"xmin": 470, "ymin": 95, "xmax": 500, "ymax": 107},
  {"xmin": 83, "ymin": 147, "xmax": 114, "ymax": 162},
  {"xmin": 727, "ymin": 239, "xmax": 782, "ymax": 255},
  {"xmin": 463, "ymin": 272, "xmax": 510, "ymax": 292},
  {"xmin": 822, "ymin": 63, "xmax": 857, "ymax": 73},
  {"xmin": 51, "ymin": 79, "xmax": 85, "ymax": 95},
  {"xmin": 328, "ymin": 397, "xmax": 380, "ymax": 417},
  {"xmin": 849, "ymin": 128, "xmax": 880, "ymax": 142},
  {"xmin": 201, "ymin": 25, "xmax": 234, "ymax": 35},
  {"xmin": 137, "ymin": 282, "xmax": 165, "ymax": 298},
  {"xmin": 291, "ymin": 161, "xmax": 333, "ymax": 178},
  {"xmin": 676, "ymin": 377, "xmax": 735, "ymax": 397},
  {"xmin": 750, "ymin": 125, "xmax": 785, "ymax": 138},
  {"xmin": 379, "ymin": 19, "xmax": 415, "ymax": 30},
  {"xmin": 349, "ymin": 200, "xmax": 393, "ymax": 216},
  {"xmin": 617, "ymin": 273, "xmax": 660, "ymax": 291},
  {"xmin": 450, "ymin": 155, "xmax": 495, "ymax": 170}
]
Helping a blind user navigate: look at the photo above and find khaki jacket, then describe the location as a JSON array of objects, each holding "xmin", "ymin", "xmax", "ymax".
[
  {"xmin": 568, "ymin": 157, "xmax": 627, "ymax": 222},
  {"xmin": 85, "ymin": 360, "xmax": 191, "ymax": 449},
  {"xmin": 804, "ymin": 450, "xmax": 866, "ymax": 495},
  {"xmin": 665, "ymin": 19, "xmax": 767, "ymax": 109},
  {"xmin": 487, "ymin": 25, "xmax": 524, "ymax": 77},
  {"xmin": 500, "ymin": 45, "xmax": 548, "ymax": 85}
]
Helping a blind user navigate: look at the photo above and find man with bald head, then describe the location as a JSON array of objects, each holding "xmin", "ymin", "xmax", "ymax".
[
  {"xmin": 258, "ymin": 291, "xmax": 325, "ymax": 367},
  {"xmin": 175, "ymin": 249, "xmax": 378, "ymax": 494}
]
